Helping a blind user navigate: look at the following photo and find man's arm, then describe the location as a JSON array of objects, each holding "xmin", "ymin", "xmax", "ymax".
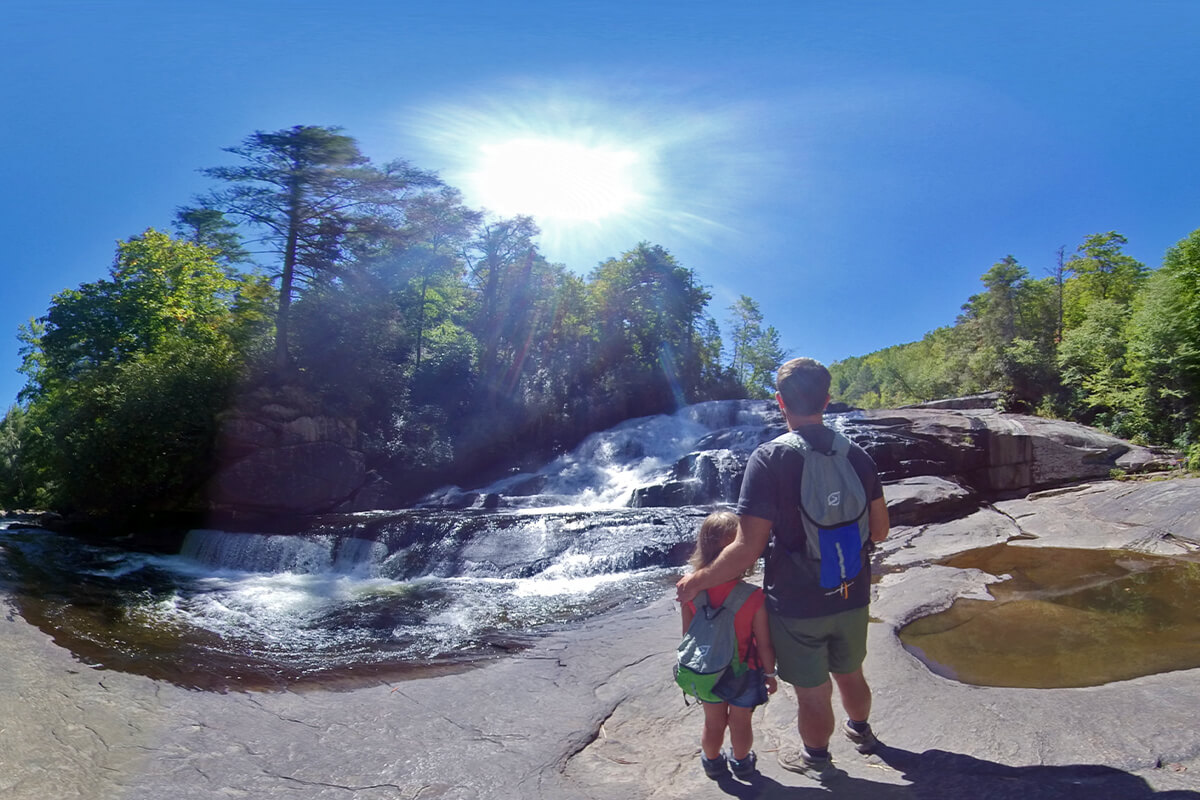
[
  {"xmin": 868, "ymin": 495, "xmax": 889, "ymax": 543},
  {"xmin": 675, "ymin": 515, "xmax": 772, "ymax": 604}
]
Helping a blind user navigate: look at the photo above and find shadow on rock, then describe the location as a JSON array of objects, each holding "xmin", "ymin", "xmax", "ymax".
[
  {"xmin": 706, "ymin": 766, "xmax": 911, "ymax": 799},
  {"xmin": 874, "ymin": 745, "xmax": 1200, "ymax": 800},
  {"xmin": 696, "ymin": 746, "xmax": 1199, "ymax": 800}
]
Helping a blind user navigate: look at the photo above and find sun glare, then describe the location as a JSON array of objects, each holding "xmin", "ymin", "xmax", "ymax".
[
  {"xmin": 410, "ymin": 85, "xmax": 759, "ymax": 267},
  {"xmin": 471, "ymin": 137, "xmax": 643, "ymax": 222}
]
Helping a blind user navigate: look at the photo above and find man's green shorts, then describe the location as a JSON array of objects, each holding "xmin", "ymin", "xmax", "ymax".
[{"xmin": 768, "ymin": 606, "xmax": 869, "ymax": 688}]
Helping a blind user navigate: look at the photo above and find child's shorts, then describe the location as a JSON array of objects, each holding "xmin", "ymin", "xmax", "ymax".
[{"xmin": 707, "ymin": 667, "xmax": 769, "ymax": 708}]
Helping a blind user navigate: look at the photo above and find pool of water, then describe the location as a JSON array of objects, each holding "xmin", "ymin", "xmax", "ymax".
[
  {"xmin": 0, "ymin": 524, "xmax": 673, "ymax": 692},
  {"xmin": 899, "ymin": 544, "xmax": 1200, "ymax": 688}
]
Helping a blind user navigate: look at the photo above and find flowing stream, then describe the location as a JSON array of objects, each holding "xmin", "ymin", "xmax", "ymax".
[
  {"xmin": 0, "ymin": 400, "xmax": 779, "ymax": 691},
  {"xmin": 7, "ymin": 398, "xmax": 1190, "ymax": 692}
]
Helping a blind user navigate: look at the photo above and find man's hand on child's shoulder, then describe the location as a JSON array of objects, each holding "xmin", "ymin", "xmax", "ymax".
[{"xmin": 676, "ymin": 573, "xmax": 700, "ymax": 605}]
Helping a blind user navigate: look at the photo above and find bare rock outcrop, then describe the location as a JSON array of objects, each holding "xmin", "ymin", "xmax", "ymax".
[
  {"xmin": 4, "ymin": 479, "xmax": 1200, "ymax": 799},
  {"xmin": 206, "ymin": 386, "xmax": 366, "ymax": 515}
]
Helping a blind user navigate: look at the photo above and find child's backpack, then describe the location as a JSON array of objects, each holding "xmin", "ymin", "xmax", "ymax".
[
  {"xmin": 674, "ymin": 581, "xmax": 757, "ymax": 703},
  {"xmin": 775, "ymin": 430, "xmax": 869, "ymax": 597}
]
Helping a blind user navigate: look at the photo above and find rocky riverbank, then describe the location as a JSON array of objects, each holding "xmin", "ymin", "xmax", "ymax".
[{"xmin": 4, "ymin": 478, "xmax": 1200, "ymax": 799}]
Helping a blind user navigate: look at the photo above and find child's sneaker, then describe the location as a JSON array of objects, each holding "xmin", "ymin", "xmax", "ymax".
[
  {"xmin": 701, "ymin": 752, "xmax": 728, "ymax": 779},
  {"xmin": 843, "ymin": 719, "xmax": 880, "ymax": 754},
  {"xmin": 729, "ymin": 750, "xmax": 757, "ymax": 779}
]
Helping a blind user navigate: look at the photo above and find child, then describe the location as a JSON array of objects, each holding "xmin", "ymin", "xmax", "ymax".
[{"xmin": 681, "ymin": 510, "xmax": 778, "ymax": 779}]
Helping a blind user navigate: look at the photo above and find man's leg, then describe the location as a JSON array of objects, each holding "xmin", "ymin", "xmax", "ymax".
[
  {"xmin": 793, "ymin": 679, "xmax": 834, "ymax": 749},
  {"xmin": 832, "ymin": 666, "xmax": 879, "ymax": 753},
  {"xmin": 832, "ymin": 667, "xmax": 871, "ymax": 722},
  {"xmin": 771, "ymin": 612, "xmax": 840, "ymax": 771}
]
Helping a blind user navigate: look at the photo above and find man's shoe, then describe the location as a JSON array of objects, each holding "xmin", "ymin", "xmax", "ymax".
[
  {"xmin": 701, "ymin": 752, "xmax": 728, "ymax": 779},
  {"xmin": 777, "ymin": 747, "xmax": 832, "ymax": 774},
  {"xmin": 843, "ymin": 719, "xmax": 880, "ymax": 754},
  {"xmin": 729, "ymin": 750, "xmax": 757, "ymax": 779}
]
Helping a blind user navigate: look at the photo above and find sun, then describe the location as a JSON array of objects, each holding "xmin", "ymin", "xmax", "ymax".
[
  {"xmin": 469, "ymin": 137, "xmax": 644, "ymax": 223},
  {"xmin": 411, "ymin": 86, "xmax": 755, "ymax": 267}
]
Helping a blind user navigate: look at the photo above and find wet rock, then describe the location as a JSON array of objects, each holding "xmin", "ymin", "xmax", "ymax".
[
  {"xmin": 208, "ymin": 441, "xmax": 366, "ymax": 515},
  {"xmin": 335, "ymin": 471, "xmax": 400, "ymax": 512}
]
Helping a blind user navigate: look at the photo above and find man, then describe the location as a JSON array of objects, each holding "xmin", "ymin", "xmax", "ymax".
[{"xmin": 676, "ymin": 357, "xmax": 889, "ymax": 773}]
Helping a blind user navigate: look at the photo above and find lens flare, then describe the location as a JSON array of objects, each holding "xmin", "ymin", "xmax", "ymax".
[{"xmin": 405, "ymin": 82, "xmax": 763, "ymax": 268}]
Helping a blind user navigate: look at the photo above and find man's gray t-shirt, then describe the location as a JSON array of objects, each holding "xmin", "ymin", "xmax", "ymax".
[{"xmin": 736, "ymin": 423, "xmax": 884, "ymax": 619}]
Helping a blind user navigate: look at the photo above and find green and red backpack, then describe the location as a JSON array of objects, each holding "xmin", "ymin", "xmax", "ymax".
[{"xmin": 674, "ymin": 581, "xmax": 756, "ymax": 703}]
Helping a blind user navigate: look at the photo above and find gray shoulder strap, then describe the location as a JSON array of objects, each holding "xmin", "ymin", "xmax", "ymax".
[
  {"xmin": 724, "ymin": 581, "xmax": 757, "ymax": 613},
  {"xmin": 828, "ymin": 430, "xmax": 851, "ymax": 457},
  {"xmin": 774, "ymin": 430, "xmax": 811, "ymax": 453}
]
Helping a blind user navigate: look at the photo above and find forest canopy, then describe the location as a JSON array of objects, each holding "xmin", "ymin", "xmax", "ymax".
[
  {"xmin": 2, "ymin": 125, "xmax": 1198, "ymax": 518},
  {"xmin": 828, "ymin": 230, "xmax": 1200, "ymax": 454},
  {"xmin": 0, "ymin": 126, "xmax": 780, "ymax": 516}
]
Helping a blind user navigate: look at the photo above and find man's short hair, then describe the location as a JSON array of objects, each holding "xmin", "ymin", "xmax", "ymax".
[{"xmin": 776, "ymin": 358, "xmax": 831, "ymax": 415}]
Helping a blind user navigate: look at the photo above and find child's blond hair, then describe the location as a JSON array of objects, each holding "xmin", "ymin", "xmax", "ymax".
[{"xmin": 688, "ymin": 510, "xmax": 755, "ymax": 576}]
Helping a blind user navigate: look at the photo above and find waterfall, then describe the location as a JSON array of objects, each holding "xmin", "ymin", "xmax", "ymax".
[{"xmin": 1, "ymin": 399, "xmax": 781, "ymax": 689}]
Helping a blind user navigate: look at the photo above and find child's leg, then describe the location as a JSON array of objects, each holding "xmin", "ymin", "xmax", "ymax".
[
  {"xmin": 700, "ymin": 701, "xmax": 729, "ymax": 759},
  {"xmin": 727, "ymin": 705, "xmax": 755, "ymax": 761}
]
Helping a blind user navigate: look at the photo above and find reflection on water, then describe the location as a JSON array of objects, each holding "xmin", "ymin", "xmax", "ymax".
[{"xmin": 900, "ymin": 545, "xmax": 1200, "ymax": 688}]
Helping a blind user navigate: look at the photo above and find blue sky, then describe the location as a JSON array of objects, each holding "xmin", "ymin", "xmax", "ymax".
[{"xmin": 3, "ymin": 1, "xmax": 1199, "ymax": 409}]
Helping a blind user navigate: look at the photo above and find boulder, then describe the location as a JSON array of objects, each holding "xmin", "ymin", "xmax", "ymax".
[
  {"xmin": 845, "ymin": 408, "xmax": 1172, "ymax": 495},
  {"xmin": 883, "ymin": 475, "xmax": 976, "ymax": 526},
  {"xmin": 622, "ymin": 406, "xmax": 1173, "ymax": 523}
]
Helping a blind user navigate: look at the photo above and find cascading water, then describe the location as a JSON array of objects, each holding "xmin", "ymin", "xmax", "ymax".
[{"xmin": 0, "ymin": 400, "xmax": 784, "ymax": 691}]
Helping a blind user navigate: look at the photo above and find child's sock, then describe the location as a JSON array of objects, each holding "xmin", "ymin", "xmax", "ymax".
[{"xmin": 847, "ymin": 718, "xmax": 871, "ymax": 733}]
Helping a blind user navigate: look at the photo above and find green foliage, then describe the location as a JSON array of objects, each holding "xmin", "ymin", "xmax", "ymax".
[
  {"xmin": 830, "ymin": 228, "xmax": 1195, "ymax": 449},
  {"xmin": 586, "ymin": 243, "xmax": 714, "ymax": 422},
  {"xmin": 1064, "ymin": 232, "xmax": 1147, "ymax": 324},
  {"xmin": 200, "ymin": 125, "xmax": 443, "ymax": 374},
  {"xmin": 173, "ymin": 206, "xmax": 250, "ymax": 265},
  {"xmin": 727, "ymin": 295, "xmax": 787, "ymax": 399},
  {"xmin": 1126, "ymin": 228, "xmax": 1200, "ymax": 447},
  {"xmin": 16, "ymin": 230, "xmax": 270, "ymax": 517},
  {"xmin": 0, "ymin": 405, "xmax": 37, "ymax": 508}
]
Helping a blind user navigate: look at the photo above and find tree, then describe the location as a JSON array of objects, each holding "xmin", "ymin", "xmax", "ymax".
[
  {"xmin": 727, "ymin": 295, "xmax": 786, "ymax": 398},
  {"xmin": 17, "ymin": 230, "xmax": 270, "ymax": 517},
  {"xmin": 587, "ymin": 243, "xmax": 713, "ymax": 422},
  {"xmin": 199, "ymin": 125, "xmax": 442, "ymax": 374},
  {"xmin": 1127, "ymin": 227, "xmax": 1200, "ymax": 445},
  {"xmin": 173, "ymin": 206, "xmax": 250, "ymax": 266},
  {"xmin": 1064, "ymin": 232, "xmax": 1146, "ymax": 325},
  {"xmin": 0, "ymin": 405, "xmax": 36, "ymax": 509},
  {"xmin": 402, "ymin": 187, "xmax": 481, "ymax": 373},
  {"xmin": 1057, "ymin": 299, "xmax": 1138, "ymax": 431},
  {"xmin": 462, "ymin": 215, "xmax": 542, "ymax": 395}
]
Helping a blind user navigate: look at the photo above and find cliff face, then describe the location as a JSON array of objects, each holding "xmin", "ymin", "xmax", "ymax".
[
  {"xmin": 205, "ymin": 391, "xmax": 1180, "ymax": 526},
  {"xmin": 206, "ymin": 385, "xmax": 376, "ymax": 516}
]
